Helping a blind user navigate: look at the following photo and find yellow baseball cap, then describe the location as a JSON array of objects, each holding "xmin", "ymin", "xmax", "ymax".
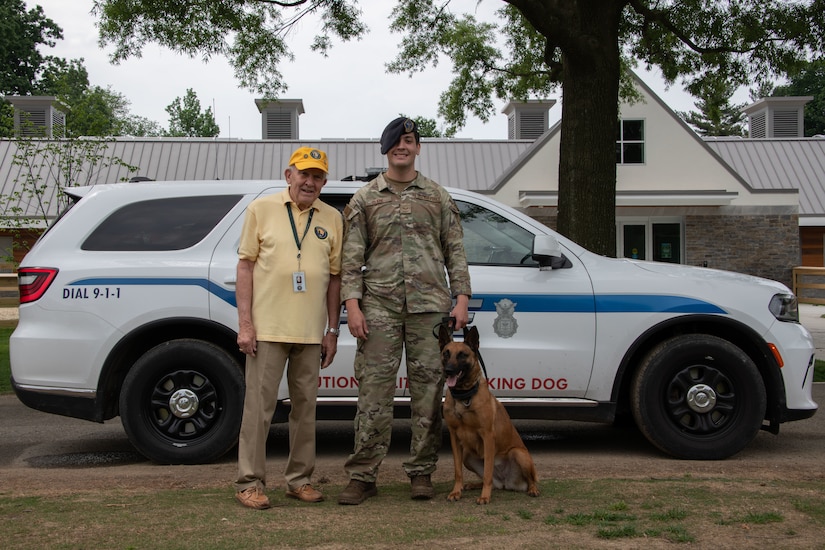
[{"xmin": 288, "ymin": 147, "xmax": 329, "ymax": 173}]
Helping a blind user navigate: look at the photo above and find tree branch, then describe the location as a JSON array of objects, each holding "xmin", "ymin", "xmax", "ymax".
[{"xmin": 627, "ymin": 0, "xmax": 764, "ymax": 55}]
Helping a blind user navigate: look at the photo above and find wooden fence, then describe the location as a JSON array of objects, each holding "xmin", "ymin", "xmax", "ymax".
[
  {"xmin": 793, "ymin": 267, "xmax": 825, "ymax": 305},
  {"xmin": 0, "ymin": 273, "xmax": 17, "ymax": 301}
]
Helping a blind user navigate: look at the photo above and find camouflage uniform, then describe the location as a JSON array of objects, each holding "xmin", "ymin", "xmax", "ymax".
[{"xmin": 341, "ymin": 172, "xmax": 471, "ymax": 481}]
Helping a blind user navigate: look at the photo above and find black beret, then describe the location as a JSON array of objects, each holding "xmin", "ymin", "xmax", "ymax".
[{"xmin": 380, "ymin": 117, "xmax": 419, "ymax": 155}]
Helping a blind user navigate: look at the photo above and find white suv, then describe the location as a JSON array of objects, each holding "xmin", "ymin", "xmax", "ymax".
[{"xmin": 10, "ymin": 180, "xmax": 818, "ymax": 464}]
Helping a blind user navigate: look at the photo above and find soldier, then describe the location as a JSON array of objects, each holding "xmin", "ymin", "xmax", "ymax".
[{"xmin": 338, "ymin": 117, "xmax": 472, "ymax": 505}]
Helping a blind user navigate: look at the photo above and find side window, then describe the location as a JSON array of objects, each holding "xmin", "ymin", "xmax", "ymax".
[
  {"xmin": 456, "ymin": 200, "xmax": 537, "ymax": 266},
  {"xmin": 321, "ymin": 194, "xmax": 352, "ymax": 214},
  {"xmin": 82, "ymin": 195, "xmax": 243, "ymax": 251}
]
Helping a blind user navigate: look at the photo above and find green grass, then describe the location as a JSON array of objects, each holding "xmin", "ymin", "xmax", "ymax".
[
  {"xmin": 816, "ymin": 359, "xmax": 825, "ymax": 382},
  {"xmin": 0, "ymin": 326, "xmax": 13, "ymax": 394},
  {"xmin": 1, "ymin": 477, "xmax": 822, "ymax": 548}
]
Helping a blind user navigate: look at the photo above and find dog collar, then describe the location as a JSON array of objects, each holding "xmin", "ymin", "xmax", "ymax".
[{"xmin": 449, "ymin": 381, "xmax": 480, "ymax": 403}]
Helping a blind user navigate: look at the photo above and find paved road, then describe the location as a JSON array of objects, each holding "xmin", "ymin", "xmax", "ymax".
[{"xmin": 2, "ymin": 383, "xmax": 823, "ymax": 493}]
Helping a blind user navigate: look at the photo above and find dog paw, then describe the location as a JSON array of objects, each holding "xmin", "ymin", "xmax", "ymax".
[
  {"xmin": 447, "ymin": 491, "xmax": 462, "ymax": 502},
  {"xmin": 528, "ymin": 487, "xmax": 540, "ymax": 497},
  {"xmin": 476, "ymin": 496, "xmax": 491, "ymax": 505}
]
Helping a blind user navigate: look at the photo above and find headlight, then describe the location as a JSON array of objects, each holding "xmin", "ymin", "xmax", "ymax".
[{"xmin": 769, "ymin": 293, "xmax": 799, "ymax": 322}]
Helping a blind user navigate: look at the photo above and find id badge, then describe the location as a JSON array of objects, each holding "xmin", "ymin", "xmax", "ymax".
[{"xmin": 293, "ymin": 271, "xmax": 306, "ymax": 293}]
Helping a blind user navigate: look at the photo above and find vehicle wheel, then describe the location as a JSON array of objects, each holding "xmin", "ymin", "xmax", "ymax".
[
  {"xmin": 631, "ymin": 334, "xmax": 766, "ymax": 460},
  {"xmin": 120, "ymin": 339, "xmax": 244, "ymax": 464}
]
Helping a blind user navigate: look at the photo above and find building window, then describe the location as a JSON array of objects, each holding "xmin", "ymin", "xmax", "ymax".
[
  {"xmin": 616, "ymin": 119, "xmax": 645, "ymax": 164},
  {"xmin": 618, "ymin": 218, "xmax": 682, "ymax": 263}
]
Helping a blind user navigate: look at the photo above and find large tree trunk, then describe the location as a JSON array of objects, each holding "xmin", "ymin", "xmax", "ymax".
[{"xmin": 555, "ymin": 3, "xmax": 622, "ymax": 257}]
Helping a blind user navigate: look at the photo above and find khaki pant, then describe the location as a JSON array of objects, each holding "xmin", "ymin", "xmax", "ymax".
[{"xmin": 235, "ymin": 341, "xmax": 320, "ymax": 492}]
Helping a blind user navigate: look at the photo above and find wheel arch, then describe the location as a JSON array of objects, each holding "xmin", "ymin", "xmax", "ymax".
[
  {"xmin": 611, "ymin": 314, "xmax": 785, "ymax": 426},
  {"xmin": 95, "ymin": 318, "xmax": 243, "ymax": 420}
]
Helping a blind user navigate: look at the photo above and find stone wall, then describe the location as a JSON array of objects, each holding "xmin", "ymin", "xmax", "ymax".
[
  {"xmin": 685, "ymin": 213, "xmax": 799, "ymax": 288},
  {"xmin": 522, "ymin": 206, "xmax": 799, "ymax": 289}
]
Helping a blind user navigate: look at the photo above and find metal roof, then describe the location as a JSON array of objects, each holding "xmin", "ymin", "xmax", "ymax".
[
  {"xmin": 2, "ymin": 134, "xmax": 824, "ymax": 222},
  {"xmin": 704, "ymin": 137, "xmax": 825, "ymax": 216},
  {"xmin": 0, "ymin": 137, "xmax": 534, "ymax": 219}
]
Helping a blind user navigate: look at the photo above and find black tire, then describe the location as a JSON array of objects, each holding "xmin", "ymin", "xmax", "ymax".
[
  {"xmin": 631, "ymin": 334, "xmax": 766, "ymax": 460},
  {"xmin": 119, "ymin": 339, "xmax": 244, "ymax": 464}
]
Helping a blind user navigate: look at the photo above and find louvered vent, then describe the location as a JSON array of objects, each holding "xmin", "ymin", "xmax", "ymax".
[
  {"xmin": 19, "ymin": 108, "xmax": 47, "ymax": 136},
  {"xmin": 4, "ymin": 97, "xmax": 69, "ymax": 138},
  {"xmin": 265, "ymin": 111, "xmax": 293, "ymax": 139},
  {"xmin": 773, "ymin": 109, "xmax": 799, "ymax": 137},
  {"xmin": 750, "ymin": 113, "xmax": 766, "ymax": 138},
  {"xmin": 501, "ymin": 99, "xmax": 555, "ymax": 140},
  {"xmin": 744, "ymin": 96, "xmax": 811, "ymax": 138},
  {"xmin": 51, "ymin": 109, "xmax": 66, "ymax": 138},
  {"xmin": 519, "ymin": 112, "xmax": 546, "ymax": 140},
  {"xmin": 256, "ymin": 99, "xmax": 304, "ymax": 140}
]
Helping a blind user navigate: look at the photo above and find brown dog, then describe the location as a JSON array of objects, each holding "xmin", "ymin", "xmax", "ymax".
[{"xmin": 439, "ymin": 324, "xmax": 540, "ymax": 504}]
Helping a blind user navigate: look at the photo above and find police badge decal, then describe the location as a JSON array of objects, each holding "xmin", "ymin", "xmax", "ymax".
[{"xmin": 493, "ymin": 298, "xmax": 518, "ymax": 338}]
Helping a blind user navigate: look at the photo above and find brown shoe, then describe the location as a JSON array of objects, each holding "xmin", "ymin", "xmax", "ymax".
[
  {"xmin": 286, "ymin": 484, "xmax": 324, "ymax": 503},
  {"xmin": 235, "ymin": 486, "xmax": 271, "ymax": 510},
  {"xmin": 338, "ymin": 479, "xmax": 378, "ymax": 505},
  {"xmin": 410, "ymin": 474, "xmax": 434, "ymax": 500}
]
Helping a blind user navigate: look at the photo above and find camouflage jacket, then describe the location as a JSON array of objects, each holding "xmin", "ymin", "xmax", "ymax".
[{"xmin": 341, "ymin": 172, "xmax": 472, "ymax": 313}]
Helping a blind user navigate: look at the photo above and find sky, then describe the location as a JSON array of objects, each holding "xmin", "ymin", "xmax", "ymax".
[{"xmin": 24, "ymin": 0, "xmax": 724, "ymax": 141}]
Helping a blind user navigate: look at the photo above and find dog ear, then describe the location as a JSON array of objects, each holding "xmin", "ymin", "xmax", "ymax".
[
  {"xmin": 438, "ymin": 323, "xmax": 453, "ymax": 350},
  {"xmin": 465, "ymin": 326, "xmax": 480, "ymax": 352}
]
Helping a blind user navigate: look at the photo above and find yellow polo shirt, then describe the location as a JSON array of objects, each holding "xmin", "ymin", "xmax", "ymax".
[{"xmin": 238, "ymin": 189, "xmax": 343, "ymax": 343}]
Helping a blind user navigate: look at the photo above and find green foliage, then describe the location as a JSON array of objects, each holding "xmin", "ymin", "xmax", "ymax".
[
  {"xmin": 164, "ymin": 88, "xmax": 220, "ymax": 137},
  {"xmin": 0, "ymin": 327, "xmax": 12, "ymax": 395},
  {"xmin": 0, "ymin": 0, "xmax": 164, "ymax": 139},
  {"xmin": 0, "ymin": 100, "xmax": 13, "ymax": 138},
  {"xmin": 678, "ymin": 77, "xmax": 747, "ymax": 136},
  {"xmin": 35, "ymin": 56, "xmax": 165, "ymax": 137},
  {"xmin": 0, "ymin": 0, "xmax": 63, "ymax": 95},
  {"xmin": 38, "ymin": 58, "xmax": 120, "ymax": 136},
  {"xmin": 84, "ymin": 1, "xmax": 825, "ymax": 255},
  {"xmin": 398, "ymin": 113, "xmax": 450, "ymax": 138},
  {"xmin": 772, "ymin": 59, "xmax": 825, "ymax": 136},
  {"xmin": 119, "ymin": 114, "xmax": 164, "ymax": 137},
  {"xmin": 93, "ymin": 0, "xmax": 368, "ymax": 98}
]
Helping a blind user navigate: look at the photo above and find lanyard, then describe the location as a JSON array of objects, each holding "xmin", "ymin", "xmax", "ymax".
[{"xmin": 286, "ymin": 203, "xmax": 314, "ymax": 269}]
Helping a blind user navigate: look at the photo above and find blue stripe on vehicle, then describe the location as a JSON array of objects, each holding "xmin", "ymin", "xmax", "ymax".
[
  {"xmin": 67, "ymin": 279, "xmax": 725, "ymax": 315},
  {"xmin": 68, "ymin": 277, "xmax": 237, "ymax": 307},
  {"xmin": 469, "ymin": 294, "xmax": 726, "ymax": 314}
]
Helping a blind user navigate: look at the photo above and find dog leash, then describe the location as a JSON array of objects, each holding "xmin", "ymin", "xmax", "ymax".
[{"xmin": 463, "ymin": 325, "xmax": 489, "ymax": 380}]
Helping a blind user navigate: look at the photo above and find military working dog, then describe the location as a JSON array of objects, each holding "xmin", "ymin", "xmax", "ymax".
[{"xmin": 439, "ymin": 324, "xmax": 540, "ymax": 504}]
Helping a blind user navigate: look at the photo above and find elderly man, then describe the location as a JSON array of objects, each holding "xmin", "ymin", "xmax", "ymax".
[{"xmin": 234, "ymin": 147, "xmax": 343, "ymax": 509}]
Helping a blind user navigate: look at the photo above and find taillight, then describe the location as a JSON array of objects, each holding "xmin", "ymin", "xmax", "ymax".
[{"xmin": 18, "ymin": 268, "xmax": 59, "ymax": 304}]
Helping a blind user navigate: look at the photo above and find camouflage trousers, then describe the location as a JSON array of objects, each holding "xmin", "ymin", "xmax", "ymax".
[{"xmin": 344, "ymin": 304, "xmax": 446, "ymax": 482}]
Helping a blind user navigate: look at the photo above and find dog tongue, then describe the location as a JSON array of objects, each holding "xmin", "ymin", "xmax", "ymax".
[{"xmin": 446, "ymin": 374, "xmax": 459, "ymax": 388}]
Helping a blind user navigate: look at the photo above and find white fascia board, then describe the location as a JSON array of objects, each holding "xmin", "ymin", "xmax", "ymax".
[{"xmin": 519, "ymin": 191, "xmax": 738, "ymax": 208}]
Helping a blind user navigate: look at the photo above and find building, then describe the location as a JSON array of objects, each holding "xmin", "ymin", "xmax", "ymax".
[{"xmin": 2, "ymin": 77, "xmax": 823, "ymax": 288}]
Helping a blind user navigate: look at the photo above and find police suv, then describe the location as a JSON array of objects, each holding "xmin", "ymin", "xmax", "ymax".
[{"xmin": 10, "ymin": 180, "xmax": 818, "ymax": 464}]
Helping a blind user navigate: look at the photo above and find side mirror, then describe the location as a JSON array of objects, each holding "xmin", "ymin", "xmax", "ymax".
[{"xmin": 532, "ymin": 235, "xmax": 571, "ymax": 269}]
